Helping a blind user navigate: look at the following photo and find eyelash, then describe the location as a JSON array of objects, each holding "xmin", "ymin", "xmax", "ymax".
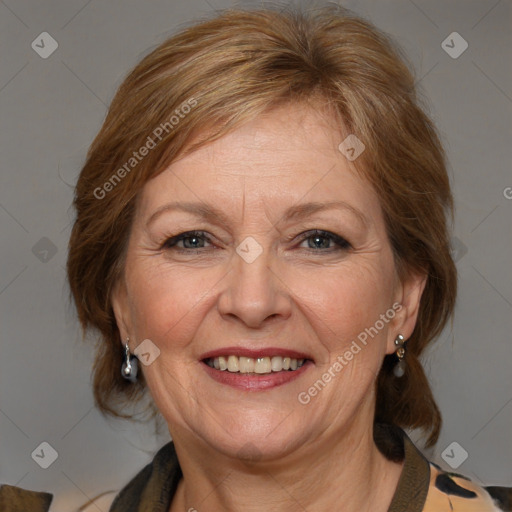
[{"xmin": 161, "ymin": 229, "xmax": 351, "ymax": 254}]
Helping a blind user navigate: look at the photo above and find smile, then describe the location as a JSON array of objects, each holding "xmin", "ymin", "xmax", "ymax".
[
  {"xmin": 200, "ymin": 347, "xmax": 313, "ymax": 390},
  {"xmin": 205, "ymin": 355, "xmax": 307, "ymax": 373}
]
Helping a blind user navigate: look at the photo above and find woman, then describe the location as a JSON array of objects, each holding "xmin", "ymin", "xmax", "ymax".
[{"xmin": 2, "ymin": 4, "xmax": 508, "ymax": 512}]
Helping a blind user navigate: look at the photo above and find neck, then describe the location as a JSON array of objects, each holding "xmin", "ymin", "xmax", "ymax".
[{"xmin": 169, "ymin": 410, "xmax": 403, "ymax": 512}]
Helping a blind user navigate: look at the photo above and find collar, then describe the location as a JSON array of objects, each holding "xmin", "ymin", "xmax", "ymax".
[
  {"xmin": 108, "ymin": 423, "xmax": 431, "ymax": 512},
  {"xmin": 0, "ymin": 424, "xmax": 430, "ymax": 511},
  {"xmin": 375, "ymin": 424, "xmax": 431, "ymax": 512}
]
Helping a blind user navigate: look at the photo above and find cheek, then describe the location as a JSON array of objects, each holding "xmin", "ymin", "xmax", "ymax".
[
  {"xmin": 125, "ymin": 256, "xmax": 232, "ymax": 354},
  {"xmin": 288, "ymin": 258, "xmax": 394, "ymax": 359}
]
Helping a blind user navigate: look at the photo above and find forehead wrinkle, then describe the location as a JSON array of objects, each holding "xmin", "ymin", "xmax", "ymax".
[{"xmin": 146, "ymin": 197, "xmax": 370, "ymax": 236}]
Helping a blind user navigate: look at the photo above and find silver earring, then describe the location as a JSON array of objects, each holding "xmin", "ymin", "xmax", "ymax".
[
  {"xmin": 393, "ymin": 334, "xmax": 406, "ymax": 378},
  {"xmin": 121, "ymin": 338, "xmax": 138, "ymax": 382}
]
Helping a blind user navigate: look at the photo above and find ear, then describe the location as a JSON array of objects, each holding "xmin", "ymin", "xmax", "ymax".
[
  {"xmin": 386, "ymin": 269, "xmax": 428, "ymax": 354},
  {"xmin": 111, "ymin": 277, "xmax": 133, "ymax": 347}
]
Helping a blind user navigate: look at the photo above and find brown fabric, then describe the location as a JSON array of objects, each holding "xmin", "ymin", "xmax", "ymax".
[
  {"xmin": 108, "ymin": 440, "xmax": 182, "ymax": 511},
  {"xmin": 485, "ymin": 487, "xmax": 512, "ymax": 511},
  {"xmin": 0, "ymin": 484, "xmax": 53, "ymax": 512},
  {"xmin": 381, "ymin": 427, "xmax": 430, "ymax": 512}
]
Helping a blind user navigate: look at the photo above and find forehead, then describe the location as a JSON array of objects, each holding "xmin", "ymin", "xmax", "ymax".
[
  {"xmin": 137, "ymin": 103, "xmax": 382, "ymax": 226},
  {"xmin": 176, "ymin": 103, "xmax": 347, "ymax": 175}
]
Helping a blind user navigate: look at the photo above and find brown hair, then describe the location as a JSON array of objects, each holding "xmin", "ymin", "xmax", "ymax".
[{"xmin": 67, "ymin": 3, "xmax": 456, "ymax": 449}]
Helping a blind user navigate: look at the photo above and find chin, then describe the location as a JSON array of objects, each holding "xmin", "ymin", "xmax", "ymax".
[{"xmin": 196, "ymin": 412, "xmax": 308, "ymax": 463}]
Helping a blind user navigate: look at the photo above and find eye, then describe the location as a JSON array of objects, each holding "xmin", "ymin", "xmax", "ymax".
[
  {"xmin": 162, "ymin": 230, "xmax": 213, "ymax": 251},
  {"xmin": 161, "ymin": 229, "xmax": 351, "ymax": 253},
  {"xmin": 296, "ymin": 229, "xmax": 351, "ymax": 252}
]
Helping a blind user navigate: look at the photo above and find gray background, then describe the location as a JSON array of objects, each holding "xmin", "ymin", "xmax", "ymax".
[{"xmin": 1, "ymin": 0, "xmax": 511, "ymax": 510}]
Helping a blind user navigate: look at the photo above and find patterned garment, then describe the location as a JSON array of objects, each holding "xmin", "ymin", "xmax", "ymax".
[
  {"xmin": 424, "ymin": 463, "xmax": 507, "ymax": 511},
  {"xmin": 1, "ymin": 424, "xmax": 510, "ymax": 511},
  {"xmin": 374, "ymin": 424, "xmax": 511, "ymax": 512}
]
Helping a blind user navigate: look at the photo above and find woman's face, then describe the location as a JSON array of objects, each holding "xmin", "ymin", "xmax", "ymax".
[{"xmin": 113, "ymin": 103, "xmax": 424, "ymax": 460}]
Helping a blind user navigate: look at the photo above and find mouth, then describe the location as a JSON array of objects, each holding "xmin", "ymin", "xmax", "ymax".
[
  {"xmin": 204, "ymin": 355, "xmax": 307, "ymax": 373},
  {"xmin": 200, "ymin": 348, "xmax": 314, "ymax": 390}
]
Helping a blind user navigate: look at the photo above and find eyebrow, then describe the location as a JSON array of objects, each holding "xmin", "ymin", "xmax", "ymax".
[{"xmin": 146, "ymin": 200, "xmax": 369, "ymax": 230}]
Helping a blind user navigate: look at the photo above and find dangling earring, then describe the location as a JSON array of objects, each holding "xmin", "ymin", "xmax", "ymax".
[
  {"xmin": 393, "ymin": 334, "xmax": 406, "ymax": 378},
  {"xmin": 121, "ymin": 338, "xmax": 138, "ymax": 382}
]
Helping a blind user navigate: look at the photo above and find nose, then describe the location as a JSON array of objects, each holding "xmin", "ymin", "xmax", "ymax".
[{"xmin": 217, "ymin": 243, "xmax": 292, "ymax": 329}]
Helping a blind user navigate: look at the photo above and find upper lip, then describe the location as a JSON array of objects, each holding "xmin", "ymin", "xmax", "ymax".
[{"xmin": 200, "ymin": 346, "xmax": 313, "ymax": 361}]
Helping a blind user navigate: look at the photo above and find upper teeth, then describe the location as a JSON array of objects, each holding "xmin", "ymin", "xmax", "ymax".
[{"xmin": 207, "ymin": 355, "xmax": 306, "ymax": 373}]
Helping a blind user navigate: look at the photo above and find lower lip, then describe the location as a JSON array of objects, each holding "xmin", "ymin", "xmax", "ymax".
[{"xmin": 201, "ymin": 360, "xmax": 312, "ymax": 390}]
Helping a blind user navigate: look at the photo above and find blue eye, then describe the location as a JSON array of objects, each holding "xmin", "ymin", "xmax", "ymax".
[
  {"xmin": 162, "ymin": 229, "xmax": 351, "ymax": 253},
  {"xmin": 162, "ymin": 231, "xmax": 212, "ymax": 250},
  {"xmin": 297, "ymin": 230, "xmax": 351, "ymax": 251}
]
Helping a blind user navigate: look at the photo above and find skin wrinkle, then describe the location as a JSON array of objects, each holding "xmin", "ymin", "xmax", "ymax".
[{"xmin": 112, "ymin": 103, "xmax": 427, "ymax": 512}]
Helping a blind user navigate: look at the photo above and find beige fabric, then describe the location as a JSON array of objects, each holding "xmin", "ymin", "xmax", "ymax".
[{"xmin": 423, "ymin": 463, "xmax": 505, "ymax": 512}]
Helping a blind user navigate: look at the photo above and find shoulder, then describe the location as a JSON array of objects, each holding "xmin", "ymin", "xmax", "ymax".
[
  {"xmin": 375, "ymin": 423, "xmax": 511, "ymax": 512},
  {"xmin": 0, "ymin": 484, "xmax": 53, "ymax": 512},
  {"xmin": 423, "ymin": 462, "xmax": 511, "ymax": 511}
]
